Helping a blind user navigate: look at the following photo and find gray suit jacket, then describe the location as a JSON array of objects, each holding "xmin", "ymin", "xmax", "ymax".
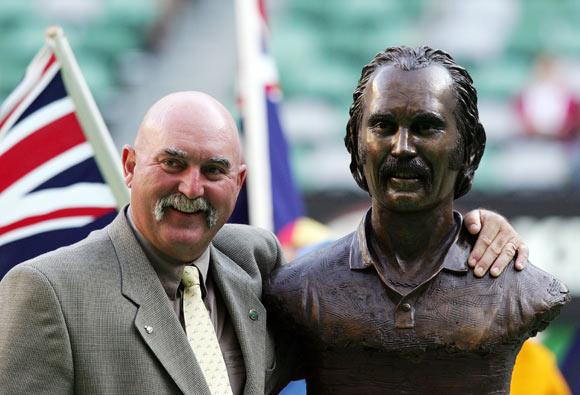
[{"xmin": 0, "ymin": 212, "xmax": 288, "ymax": 394}]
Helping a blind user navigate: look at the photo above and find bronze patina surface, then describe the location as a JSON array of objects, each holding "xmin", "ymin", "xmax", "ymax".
[
  {"xmin": 267, "ymin": 211, "xmax": 568, "ymax": 394},
  {"xmin": 266, "ymin": 46, "xmax": 569, "ymax": 394}
]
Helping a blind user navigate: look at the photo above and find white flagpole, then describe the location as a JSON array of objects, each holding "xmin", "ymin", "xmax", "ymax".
[
  {"xmin": 45, "ymin": 25, "xmax": 129, "ymax": 210},
  {"xmin": 235, "ymin": 0, "xmax": 274, "ymax": 231}
]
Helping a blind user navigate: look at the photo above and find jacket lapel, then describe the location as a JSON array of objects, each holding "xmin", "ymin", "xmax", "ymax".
[
  {"xmin": 107, "ymin": 212, "xmax": 210, "ymax": 395},
  {"xmin": 210, "ymin": 245, "xmax": 267, "ymax": 395}
]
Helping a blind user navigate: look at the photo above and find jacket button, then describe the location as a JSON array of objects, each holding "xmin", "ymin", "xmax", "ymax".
[
  {"xmin": 401, "ymin": 303, "xmax": 412, "ymax": 312},
  {"xmin": 248, "ymin": 309, "xmax": 259, "ymax": 321}
]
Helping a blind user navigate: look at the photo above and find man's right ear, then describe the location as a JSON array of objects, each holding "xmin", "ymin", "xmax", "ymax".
[{"xmin": 122, "ymin": 145, "xmax": 136, "ymax": 188}]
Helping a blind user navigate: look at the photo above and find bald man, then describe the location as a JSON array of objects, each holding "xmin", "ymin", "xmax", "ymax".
[
  {"xmin": 0, "ymin": 92, "xmax": 526, "ymax": 395},
  {"xmin": 0, "ymin": 92, "xmax": 289, "ymax": 394}
]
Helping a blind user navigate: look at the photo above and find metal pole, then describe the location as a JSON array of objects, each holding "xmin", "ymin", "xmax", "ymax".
[
  {"xmin": 234, "ymin": 0, "xmax": 273, "ymax": 231},
  {"xmin": 46, "ymin": 25, "xmax": 129, "ymax": 209}
]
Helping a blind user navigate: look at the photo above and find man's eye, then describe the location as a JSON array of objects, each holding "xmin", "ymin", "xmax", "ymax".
[
  {"xmin": 371, "ymin": 121, "xmax": 397, "ymax": 134},
  {"xmin": 162, "ymin": 159, "xmax": 182, "ymax": 170},
  {"xmin": 204, "ymin": 166, "xmax": 226, "ymax": 176}
]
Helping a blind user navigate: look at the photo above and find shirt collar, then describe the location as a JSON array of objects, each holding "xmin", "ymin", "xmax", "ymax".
[
  {"xmin": 349, "ymin": 209, "xmax": 374, "ymax": 270},
  {"xmin": 191, "ymin": 247, "xmax": 211, "ymax": 288},
  {"xmin": 126, "ymin": 206, "xmax": 211, "ymax": 299},
  {"xmin": 349, "ymin": 208, "xmax": 470, "ymax": 273}
]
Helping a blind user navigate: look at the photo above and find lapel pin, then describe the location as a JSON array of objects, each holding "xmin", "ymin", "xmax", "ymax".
[
  {"xmin": 248, "ymin": 309, "xmax": 259, "ymax": 321},
  {"xmin": 144, "ymin": 325, "xmax": 153, "ymax": 334}
]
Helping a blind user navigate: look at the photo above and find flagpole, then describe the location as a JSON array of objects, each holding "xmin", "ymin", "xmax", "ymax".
[
  {"xmin": 45, "ymin": 26, "xmax": 129, "ymax": 210},
  {"xmin": 235, "ymin": 0, "xmax": 274, "ymax": 231}
]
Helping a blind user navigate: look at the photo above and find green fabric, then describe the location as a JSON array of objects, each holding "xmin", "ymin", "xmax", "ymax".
[{"xmin": 543, "ymin": 322, "xmax": 579, "ymax": 364}]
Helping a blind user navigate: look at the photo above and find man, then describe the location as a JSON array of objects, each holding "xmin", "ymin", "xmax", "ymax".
[
  {"xmin": 266, "ymin": 47, "xmax": 569, "ymax": 394},
  {"xmin": 0, "ymin": 92, "xmax": 285, "ymax": 394},
  {"xmin": 0, "ymin": 90, "xmax": 525, "ymax": 395}
]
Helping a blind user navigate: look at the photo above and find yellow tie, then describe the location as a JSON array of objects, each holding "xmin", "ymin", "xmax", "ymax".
[{"xmin": 182, "ymin": 266, "xmax": 233, "ymax": 395}]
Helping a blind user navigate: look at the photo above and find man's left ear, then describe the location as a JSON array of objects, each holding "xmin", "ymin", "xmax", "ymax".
[{"xmin": 237, "ymin": 165, "xmax": 247, "ymax": 188}]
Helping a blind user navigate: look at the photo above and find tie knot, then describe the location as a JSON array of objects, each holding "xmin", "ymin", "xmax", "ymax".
[{"xmin": 182, "ymin": 266, "xmax": 201, "ymax": 288}]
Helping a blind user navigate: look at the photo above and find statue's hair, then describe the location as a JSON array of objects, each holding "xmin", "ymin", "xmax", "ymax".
[{"xmin": 345, "ymin": 46, "xmax": 486, "ymax": 199}]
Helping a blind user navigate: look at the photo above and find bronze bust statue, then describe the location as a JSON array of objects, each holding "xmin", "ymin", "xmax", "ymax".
[{"xmin": 266, "ymin": 46, "xmax": 569, "ymax": 394}]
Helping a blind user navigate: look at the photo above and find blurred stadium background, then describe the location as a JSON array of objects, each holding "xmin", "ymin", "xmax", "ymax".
[{"xmin": 1, "ymin": 0, "xmax": 578, "ymax": 391}]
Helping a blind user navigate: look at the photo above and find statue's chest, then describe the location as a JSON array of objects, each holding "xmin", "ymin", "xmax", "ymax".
[{"xmin": 299, "ymin": 267, "xmax": 515, "ymax": 355}]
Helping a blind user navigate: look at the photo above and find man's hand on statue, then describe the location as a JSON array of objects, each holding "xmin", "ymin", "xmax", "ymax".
[{"xmin": 463, "ymin": 209, "xmax": 528, "ymax": 278}]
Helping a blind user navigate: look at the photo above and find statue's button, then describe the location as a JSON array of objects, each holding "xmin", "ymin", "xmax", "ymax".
[
  {"xmin": 248, "ymin": 309, "xmax": 259, "ymax": 321},
  {"xmin": 401, "ymin": 303, "xmax": 412, "ymax": 312}
]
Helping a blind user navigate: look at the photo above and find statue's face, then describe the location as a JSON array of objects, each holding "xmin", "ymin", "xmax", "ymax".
[{"xmin": 359, "ymin": 64, "xmax": 461, "ymax": 212}]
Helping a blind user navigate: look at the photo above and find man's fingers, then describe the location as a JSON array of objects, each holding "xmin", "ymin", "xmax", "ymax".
[
  {"xmin": 468, "ymin": 209, "xmax": 528, "ymax": 277},
  {"xmin": 473, "ymin": 240, "xmax": 515, "ymax": 277},
  {"xmin": 464, "ymin": 209, "xmax": 482, "ymax": 235},
  {"xmin": 487, "ymin": 239, "xmax": 519, "ymax": 277},
  {"xmin": 469, "ymin": 233, "xmax": 493, "ymax": 268},
  {"xmin": 469, "ymin": 210, "xmax": 519, "ymax": 266},
  {"xmin": 488, "ymin": 233, "xmax": 518, "ymax": 257},
  {"xmin": 473, "ymin": 246, "xmax": 497, "ymax": 277},
  {"xmin": 468, "ymin": 212, "xmax": 500, "ymax": 267},
  {"xmin": 514, "ymin": 243, "xmax": 529, "ymax": 271}
]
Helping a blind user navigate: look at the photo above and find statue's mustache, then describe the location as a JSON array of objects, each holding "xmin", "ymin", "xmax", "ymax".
[{"xmin": 379, "ymin": 157, "xmax": 432, "ymax": 186}]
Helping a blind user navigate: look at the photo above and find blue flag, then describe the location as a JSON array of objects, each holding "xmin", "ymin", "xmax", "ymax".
[
  {"xmin": 229, "ymin": 0, "xmax": 304, "ymax": 235},
  {"xmin": 561, "ymin": 327, "xmax": 580, "ymax": 394}
]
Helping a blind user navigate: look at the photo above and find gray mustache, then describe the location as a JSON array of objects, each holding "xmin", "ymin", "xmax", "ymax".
[{"xmin": 154, "ymin": 194, "xmax": 218, "ymax": 229}]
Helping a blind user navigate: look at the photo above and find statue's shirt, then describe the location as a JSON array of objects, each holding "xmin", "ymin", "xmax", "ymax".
[{"xmin": 266, "ymin": 210, "xmax": 569, "ymax": 394}]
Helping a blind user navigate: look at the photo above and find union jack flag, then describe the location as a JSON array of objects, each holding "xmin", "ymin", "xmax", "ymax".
[{"xmin": 0, "ymin": 45, "xmax": 118, "ymax": 279}]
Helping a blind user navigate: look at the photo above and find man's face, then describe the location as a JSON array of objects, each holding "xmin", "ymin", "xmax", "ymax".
[
  {"xmin": 123, "ymin": 101, "xmax": 246, "ymax": 262},
  {"xmin": 359, "ymin": 64, "xmax": 462, "ymax": 212}
]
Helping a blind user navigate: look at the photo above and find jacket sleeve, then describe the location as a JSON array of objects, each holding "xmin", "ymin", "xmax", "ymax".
[{"xmin": 0, "ymin": 264, "xmax": 74, "ymax": 394}]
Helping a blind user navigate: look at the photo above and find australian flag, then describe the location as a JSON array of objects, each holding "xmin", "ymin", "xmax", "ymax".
[
  {"xmin": 230, "ymin": 0, "xmax": 304, "ymax": 235},
  {"xmin": 0, "ymin": 46, "xmax": 118, "ymax": 279}
]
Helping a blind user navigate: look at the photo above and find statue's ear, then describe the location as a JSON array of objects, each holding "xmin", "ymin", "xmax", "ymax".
[
  {"xmin": 471, "ymin": 122, "xmax": 486, "ymax": 169},
  {"xmin": 454, "ymin": 121, "xmax": 486, "ymax": 199},
  {"xmin": 454, "ymin": 168, "xmax": 470, "ymax": 199}
]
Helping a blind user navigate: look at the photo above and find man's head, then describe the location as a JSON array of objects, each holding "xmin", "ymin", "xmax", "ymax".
[
  {"xmin": 122, "ymin": 91, "xmax": 246, "ymax": 262},
  {"xmin": 345, "ymin": 46, "xmax": 486, "ymax": 203}
]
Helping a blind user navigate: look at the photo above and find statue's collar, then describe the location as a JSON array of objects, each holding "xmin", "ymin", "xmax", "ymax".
[{"xmin": 349, "ymin": 209, "xmax": 470, "ymax": 274}]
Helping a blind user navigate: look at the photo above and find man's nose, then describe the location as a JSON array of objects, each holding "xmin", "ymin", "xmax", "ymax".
[
  {"xmin": 178, "ymin": 168, "xmax": 204, "ymax": 198},
  {"xmin": 391, "ymin": 128, "xmax": 416, "ymax": 158}
]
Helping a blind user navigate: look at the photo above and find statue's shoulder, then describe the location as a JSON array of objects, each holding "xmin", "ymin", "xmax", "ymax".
[
  {"xmin": 515, "ymin": 262, "xmax": 569, "ymax": 308},
  {"xmin": 453, "ymin": 224, "xmax": 568, "ymax": 311},
  {"xmin": 447, "ymin": 225, "xmax": 568, "ymax": 340},
  {"xmin": 264, "ymin": 232, "xmax": 356, "ymax": 330},
  {"xmin": 491, "ymin": 262, "xmax": 570, "ymax": 338}
]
